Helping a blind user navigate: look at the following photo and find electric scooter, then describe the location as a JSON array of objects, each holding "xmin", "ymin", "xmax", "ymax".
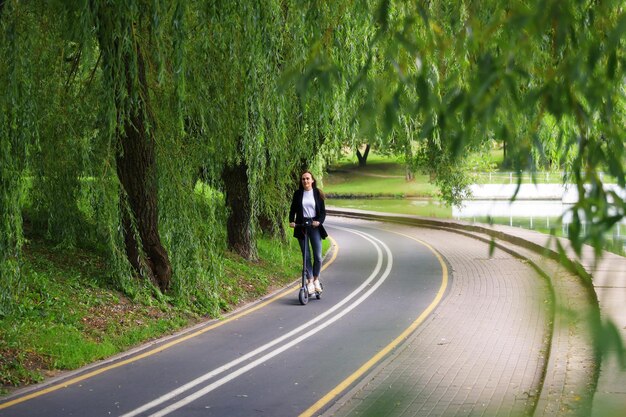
[{"xmin": 297, "ymin": 219, "xmax": 322, "ymax": 305}]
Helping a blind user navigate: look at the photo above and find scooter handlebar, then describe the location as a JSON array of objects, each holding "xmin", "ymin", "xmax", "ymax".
[{"xmin": 292, "ymin": 219, "xmax": 313, "ymax": 227}]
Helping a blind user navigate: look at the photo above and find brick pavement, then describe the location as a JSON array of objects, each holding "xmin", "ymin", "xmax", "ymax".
[
  {"xmin": 324, "ymin": 221, "xmax": 552, "ymax": 417},
  {"xmin": 323, "ymin": 211, "xmax": 606, "ymax": 417}
]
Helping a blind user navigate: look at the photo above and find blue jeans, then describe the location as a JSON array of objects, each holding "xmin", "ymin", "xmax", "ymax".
[{"xmin": 299, "ymin": 226, "xmax": 322, "ymax": 279}]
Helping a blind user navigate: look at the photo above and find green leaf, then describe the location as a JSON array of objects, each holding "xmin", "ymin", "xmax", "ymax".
[
  {"xmin": 376, "ymin": 0, "xmax": 391, "ymax": 30},
  {"xmin": 607, "ymin": 13, "xmax": 626, "ymax": 49},
  {"xmin": 415, "ymin": 74, "xmax": 430, "ymax": 111},
  {"xmin": 607, "ymin": 50, "xmax": 617, "ymax": 80}
]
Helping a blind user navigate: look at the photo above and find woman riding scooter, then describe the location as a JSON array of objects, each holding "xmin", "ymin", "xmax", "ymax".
[{"xmin": 288, "ymin": 170, "xmax": 327, "ymax": 296}]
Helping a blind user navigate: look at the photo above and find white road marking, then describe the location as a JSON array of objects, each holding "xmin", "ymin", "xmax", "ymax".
[{"xmin": 120, "ymin": 226, "xmax": 392, "ymax": 417}]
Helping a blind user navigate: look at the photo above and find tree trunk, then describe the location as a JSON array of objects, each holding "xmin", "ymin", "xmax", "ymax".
[
  {"xmin": 115, "ymin": 42, "xmax": 172, "ymax": 292},
  {"xmin": 119, "ymin": 193, "xmax": 142, "ymax": 273},
  {"xmin": 258, "ymin": 211, "xmax": 286, "ymax": 241},
  {"xmin": 222, "ymin": 161, "xmax": 257, "ymax": 260},
  {"xmin": 356, "ymin": 144, "xmax": 370, "ymax": 167},
  {"xmin": 405, "ymin": 166, "xmax": 414, "ymax": 181}
]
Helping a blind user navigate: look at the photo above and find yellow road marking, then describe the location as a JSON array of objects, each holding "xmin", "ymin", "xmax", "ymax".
[
  {"xmin": 299, "ymin": 230, "xmax": 448, "ymax": 417},
  {"xmin": 0, "ymin": 236, "xmax": 338, "ymax": 410}
]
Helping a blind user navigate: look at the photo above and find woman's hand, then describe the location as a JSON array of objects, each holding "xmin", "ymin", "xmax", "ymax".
[
  {"xmin": 289, "ymin": 222, "xmax": 295, "ymax": 228},
  {"xmin": 312, "ymin": 221, "xmax": 320, "ymax": 227}
]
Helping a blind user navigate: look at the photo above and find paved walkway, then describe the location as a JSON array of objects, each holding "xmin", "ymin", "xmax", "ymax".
[{"xmin": 324, "ymin": 209, "xmax": 625, "ymax": 417}]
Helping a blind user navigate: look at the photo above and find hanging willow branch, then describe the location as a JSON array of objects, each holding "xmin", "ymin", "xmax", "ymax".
[
  {"xmin": 89, "ymin": 0, "xmax": 173, "ymax": 291},
  {"xmin": 0, "ymin": 0, "xmax": 38, "ymax": 314}
]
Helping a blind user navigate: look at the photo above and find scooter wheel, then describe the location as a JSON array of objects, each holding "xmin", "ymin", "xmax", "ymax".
[{"xmin": 299, "ymin": 288, "xmax": 309, "ymax": 305}]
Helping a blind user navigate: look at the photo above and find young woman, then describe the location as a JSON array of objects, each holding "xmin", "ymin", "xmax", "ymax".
[{"xmin": 289, "ymin": 170, "xmax": 327, "ymax": 294}]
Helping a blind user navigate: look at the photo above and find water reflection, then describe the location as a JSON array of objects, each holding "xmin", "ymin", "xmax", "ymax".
[{"xmin": 454, "ymin": 184, "xmax": 626, "ymax": 255}]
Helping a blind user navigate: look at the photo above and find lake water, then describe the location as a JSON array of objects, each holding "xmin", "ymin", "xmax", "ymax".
[
  {"xmin": 453, "ymin": 199, "xmax": 625, "ymax": 255},
  {"xmin": 328, "ymin": 190, "xmax": 626, "ymax": 256}
]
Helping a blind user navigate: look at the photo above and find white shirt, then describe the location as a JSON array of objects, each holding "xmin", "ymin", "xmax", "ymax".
[{"xmin": 302, "ymin": 190, "xmax": 316, "ymax": 218}]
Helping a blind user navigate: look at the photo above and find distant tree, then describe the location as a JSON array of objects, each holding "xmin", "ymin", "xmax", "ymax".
[{"xmin": 356, "ymin": 144, "xmax": 371, "ymax": 167}]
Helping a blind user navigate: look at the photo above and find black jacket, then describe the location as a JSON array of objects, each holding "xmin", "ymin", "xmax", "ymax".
[{"xmin": 289, "ymin": 188, "xmax": 328, "ymax": 239}]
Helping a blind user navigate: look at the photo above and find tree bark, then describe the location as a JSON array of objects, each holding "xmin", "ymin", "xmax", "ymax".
[
  {"xmin": 356, "ymin": 144, "xmax": 370, "ymax": 167},
  {"xmin": 222, "ymin": 161, "xmax": 257, "ymax": 260},
  {"xmin": 114, "ymin": 41, "xmax": 172, "ymax": 292},
  {"xmin": 258, "ymin": 211, "xmax": 286, "ymax": 241},
  {"xmin": 405, "ymin": 166, "xmax": 414, "ymax": 181}
]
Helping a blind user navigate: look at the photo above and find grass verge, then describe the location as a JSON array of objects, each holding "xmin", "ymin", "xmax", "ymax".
[{"xmin": 0, "ymin": 233, "xmax": 326, "ymax": 396}]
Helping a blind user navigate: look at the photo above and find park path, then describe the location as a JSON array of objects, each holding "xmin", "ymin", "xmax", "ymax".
[
  {"xmin": 323, "ymin": 210, "xmax": 603, "ymax": 417},
  {"xmin": 322, "ymin": 218, "xmax": 552, "ymax": 417}
]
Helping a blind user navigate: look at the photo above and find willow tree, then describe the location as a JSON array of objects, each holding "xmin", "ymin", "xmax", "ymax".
[
  {"xmin": 80, "ymin": 0, "xmax": 227, "ymax": 302},
  {"xmin": 180, "ymin": 1, "xmax": 282, "ymax": 261},
  {"xmin": 181, "ymin": 1, "xmax": 361, "ymax": 259},
  {"xmin": 1, "ymin": 0, "xmax": 219, "ymax": 311},
  {"xmin": 81, "ymin": 1, "xmax": 171, "ymax": 291},
  {"xmin": 282, "ymin": 1, "xmax": 376, "ymax": 177}
]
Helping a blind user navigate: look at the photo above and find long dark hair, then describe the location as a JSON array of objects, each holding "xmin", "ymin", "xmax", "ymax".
[{"xmin": 298, "ymin": 170, "xmax": 325, "ymax": 200}]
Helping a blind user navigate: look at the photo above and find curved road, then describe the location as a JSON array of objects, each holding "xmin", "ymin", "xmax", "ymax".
[{"xmin": 0, "ymin": 216, "xmax": 550, "ymax": 417}]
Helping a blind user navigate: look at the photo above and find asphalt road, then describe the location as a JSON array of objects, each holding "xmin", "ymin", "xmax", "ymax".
[{"xmin": 0, "ymin": 217, "xmax": 448, "ymax": 417}]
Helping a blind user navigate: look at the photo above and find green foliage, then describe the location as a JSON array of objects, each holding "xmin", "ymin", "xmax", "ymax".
[
  {"xmin": 0, "ymin": 1, "xmax": 39, "ymax": 316},
  {"xmin": 0, "ymin": 0, "xmax": 623, "ymax": 394},
  {"xmin": 2, "ymin": 0, "xmax": 623, "ymax": 315},
  {"xmin": 300, "ymin": 0, "xmax": 626, "ymax": 257}
]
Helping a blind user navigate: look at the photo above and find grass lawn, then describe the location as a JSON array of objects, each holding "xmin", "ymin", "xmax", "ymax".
[
  {"xmin": 324, "ymin": 174, "xmax": 439, "ymax": 198},
  {"xmin": 324, "ymin": 154, "xmax": 438, "ymax": 198},
  {"xmin": 328, "ymin": 198, "xmax": 452, "ymax": 218}
]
